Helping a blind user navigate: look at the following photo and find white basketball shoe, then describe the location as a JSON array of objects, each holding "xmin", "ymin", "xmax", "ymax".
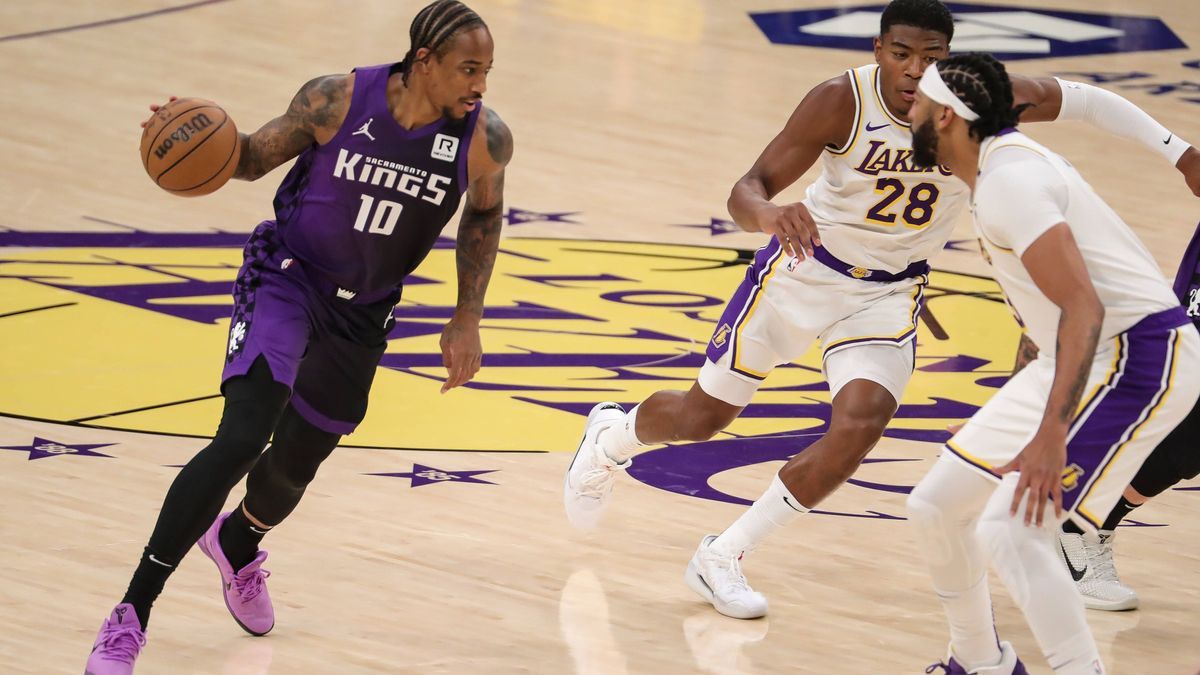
[
  {"xmin": 563, "ymin": 402, "xmax": 630, "ymax": 530},
  {"xmin": 685, "ymin": 535, "xmax": 768, "ymax": 619},
  {"xmin": 1057, "ymin": 529, "xmax": 1138, "ymax": 611}
]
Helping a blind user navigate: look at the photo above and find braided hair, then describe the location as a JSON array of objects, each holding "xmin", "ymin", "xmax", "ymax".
[
  {"xmin": 400, "ymin": 0, "xmax": 487, "ymax": 85},
  {"xmin": 936, "ymin": 53, "xmax": 1033, "ymax": 141}
]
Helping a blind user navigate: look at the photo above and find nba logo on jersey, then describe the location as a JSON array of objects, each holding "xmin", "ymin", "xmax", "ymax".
[{"xmin": 432, "ymin": 133, "xmax": 459, "ymax": 162}]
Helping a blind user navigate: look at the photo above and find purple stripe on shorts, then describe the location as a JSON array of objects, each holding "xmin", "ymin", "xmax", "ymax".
[
  {"xmin": 290, "ymin": 392, "xmax": 359, "ymax": 435},
  {"xmin": 705, "ymin": 238, "xmax": 783, "ymax": 375},
  {"xmin": 1062, "ymin": 312, "xmax": 1183, "ymax": 514}
]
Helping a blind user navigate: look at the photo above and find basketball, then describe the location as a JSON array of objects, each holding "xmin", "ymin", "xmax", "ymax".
[{"xmin": 139, "ymin": 98, "xmax": 240, "ymax": 197}]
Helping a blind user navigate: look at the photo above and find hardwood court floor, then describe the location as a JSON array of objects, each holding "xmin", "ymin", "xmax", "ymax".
[{"xmin": 1, "ymin": 1, "xmax": 1198, "ymax": 673}]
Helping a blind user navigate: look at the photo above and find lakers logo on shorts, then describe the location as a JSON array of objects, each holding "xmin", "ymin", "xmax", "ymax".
[
  {"xmin": 1061, "ymin": 463, "xmax": 1086, "ymax": 491},
  {"xmin": 849, "ymin": 266, "xmax": 871, "ymax": 279},
  {"xmin": 711, "ymin": 323, "xmax": 732, "ymax": 349}
]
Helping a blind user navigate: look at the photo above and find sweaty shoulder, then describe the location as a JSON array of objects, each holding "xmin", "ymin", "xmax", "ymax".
[
  {"xmin": 470, "ymin": 106, "xmax": 513, "ymax": 177},
  {"xmin": 797, "ymin": 73, "xmax": 857, "ymax": 150},
  {"xmin": 293, "ymin": 73, "xmax": 355, "ymax": 144}
]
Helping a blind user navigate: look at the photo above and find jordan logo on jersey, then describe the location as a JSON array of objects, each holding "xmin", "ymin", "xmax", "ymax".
[
  {"xmin": 352, "ymin": 118, "xmax": 376, "ymax": 142},
  {"xmin": 432, "ymin": 133, "xmax": 459, "ymax": 162}
]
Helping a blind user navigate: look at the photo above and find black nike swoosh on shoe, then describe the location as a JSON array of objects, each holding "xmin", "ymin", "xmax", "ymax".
[
  {"xmin": 1164, "ymin": 135, "xmax": 1173, "ymax": 145},
  {"xmin": 1061, "ymin": 542, "xmax": 1087, "ymax": 582}
]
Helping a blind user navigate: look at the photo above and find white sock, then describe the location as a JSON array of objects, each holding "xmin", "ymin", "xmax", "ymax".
[
  {"xmin": 599, "ymin": 404, "xmax": 646, "ymax": 463},
  {"xmin": 710, "ymin": 474, "xmax": 807, "ymax": 557}
]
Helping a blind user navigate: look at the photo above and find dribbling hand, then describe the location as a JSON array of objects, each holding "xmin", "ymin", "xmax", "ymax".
[
  {"xmin": 140, "ymin": 96, "xmax": 179, "ymax": 129},
  {"xmin": 755, "ymin": 202, "xmax": 821, "ymax": 260}
]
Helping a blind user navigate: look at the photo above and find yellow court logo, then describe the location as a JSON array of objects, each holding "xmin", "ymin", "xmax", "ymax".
[{"xmin": 0, "ymin": 233, "xmax": 1018, "ymax": 457}]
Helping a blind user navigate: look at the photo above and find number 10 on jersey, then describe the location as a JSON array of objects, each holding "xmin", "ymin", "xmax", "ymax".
[
  {"xmin": 866, "ymin": 179, "xmax": 940, "ymax": 229},
  {"xmin": 353, "ymin": 194, "xmax": 404, "ymax": 236}
]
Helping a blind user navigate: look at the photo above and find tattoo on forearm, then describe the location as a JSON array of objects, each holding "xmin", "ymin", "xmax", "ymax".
[
  {"xmin": 1055, "ymin": 319, "xmax": 1102, "ymax": 423},
  {"xmin": 235, "ymin": 75, "xmax": 346, "ymax": 181},
  {"xmin": 455, "ymin": 172, "xmax": 505, "ymax": 317}
]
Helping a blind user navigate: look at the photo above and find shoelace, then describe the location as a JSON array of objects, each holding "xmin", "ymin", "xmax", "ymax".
[
  {"xmin": 924, "ymin": 662, "xmax": 952, "ymax": 674},
  {"xmin": 709, "ymin": 551, "xmax": 750, "ymax": 593},
  {"xmin": 232, "ymin": 566, "xmax": 271, "ymax": 602},
  {"xmin": 577, "ymin": 464, "xmax": 623, "ymax": 499},
  {"xmin": 95, "ymin": 623, "xmax": 146, "ymax": 663},
  {"xmin": 1086, "ymin": 534, "xmax": 1120, "ymax": 582}
]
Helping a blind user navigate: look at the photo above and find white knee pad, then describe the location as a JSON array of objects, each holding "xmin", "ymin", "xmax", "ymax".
[{"xmin": 975, "ymin": 509, "xmax": 1055, "ymax": 608}]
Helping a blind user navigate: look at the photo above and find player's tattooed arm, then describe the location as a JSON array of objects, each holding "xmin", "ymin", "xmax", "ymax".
[
  {"xmin": 439, "ymin": 107, "xmax": 512, "ymax": 393},
  {"xmin": 1012, "ymin": 332, "xmax": 1040, "ymax": 375},
  {"xmin": 1024, "ymin": 224, "xmax": 1104, "ymax": 430},
  {"xmin": 455, "ymin": 107, "xmax": 512, "ymax": 319},
  {"xmin": 1054, "ymin": 320, "xmax": 1102, "ymax": 424},
  {"xmin": 234, "ymin": 74, "xmax": 351, "ymax": 181},
  {"xmin": 998, "ymin": 223, "xmax": 1103, "ymax": 525}
]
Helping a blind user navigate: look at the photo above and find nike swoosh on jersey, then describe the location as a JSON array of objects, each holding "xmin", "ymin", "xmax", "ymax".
[{"xmin": 865, "ymin": 122, "xmax": 890, "ymax": 132}]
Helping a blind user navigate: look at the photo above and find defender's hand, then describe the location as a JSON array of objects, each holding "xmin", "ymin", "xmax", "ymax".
[
  {"xmin": 140, "ymin": 96, "xmax": 179, "ymax": 129},
  {"xmin": 440, "ymin": 316, "xmax": 482, "ymax": 393},
  {"xmin": 755, "ymin": 201, "xmax": 821, "ymax": 260},
  {"xmin": 996, "ymin": 431, "xmax": 1067, "ymax": 527}
]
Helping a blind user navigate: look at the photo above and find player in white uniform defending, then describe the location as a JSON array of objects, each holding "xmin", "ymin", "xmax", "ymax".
[
  {"xmin": 563, "ymin": 0, "xmax": 1200, "ymax": 621},
  {"xmin": 907, "ymin": 53, "xmax": 1200, "ymax": 675}
]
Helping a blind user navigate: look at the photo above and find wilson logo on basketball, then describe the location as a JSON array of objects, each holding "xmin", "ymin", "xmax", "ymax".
[{"xmin": 153, "ymin": 112, "xmax": 215, "ymax": 159}]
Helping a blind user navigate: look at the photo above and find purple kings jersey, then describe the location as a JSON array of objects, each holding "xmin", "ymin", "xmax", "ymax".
[{"xmin": 272, "ymin": 62, "xmax": 481, "ymax": 296}]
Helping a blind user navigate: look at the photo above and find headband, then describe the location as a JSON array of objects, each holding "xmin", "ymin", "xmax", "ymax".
[{"xmin": 918, "ymin": 63, "xmax": 980, "ymax": 121}]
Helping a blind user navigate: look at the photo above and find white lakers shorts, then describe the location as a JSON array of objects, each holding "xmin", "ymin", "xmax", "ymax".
[
  {"xmin": 699, "ymin": 238, "xmax": 927, "ymax": 407},
  {"xmin": 946, "ymin": 309, "xmax": 1200, "ymax": 531}
]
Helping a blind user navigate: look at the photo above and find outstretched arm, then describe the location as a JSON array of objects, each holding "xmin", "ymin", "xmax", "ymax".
[
  {"xmin": 440, "ymin": 107, "xmax": 513, "ymax": 393},
  {"xmin": 233, "ymin": 74, "xmax": 352, "ymax": 181},
  {"xmin": 1012, "ymin": 75, "xmax": 1199, "ymax": 196},
  {"xmin": 728, "ymin": 75, "xmax": 855, "ymax": 259}
]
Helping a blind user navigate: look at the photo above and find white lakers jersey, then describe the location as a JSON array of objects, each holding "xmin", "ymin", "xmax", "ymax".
[
  {"xmin": 972, "ymin": 131, "xmax": 1178, "ymax": 357},
  {"xmin": 803, "ymin": 64, "xmax": 969, "ymax": 273}
]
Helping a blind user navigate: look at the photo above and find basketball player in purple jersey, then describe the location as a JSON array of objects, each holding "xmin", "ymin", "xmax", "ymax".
[
  {"xmin": 86, "ymin": 2, "xmax": 510, "ymax": 673},
  {"xmin": 564, "ymin": 0, "xmax": 1200, "ymax": 625}
]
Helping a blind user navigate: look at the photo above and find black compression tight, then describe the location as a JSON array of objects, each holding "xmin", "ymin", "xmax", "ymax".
[
  {"xmin": 145, "ymin": 358, "xmax": 290, "ymax": 562},
  {"xmin": 243, "ymin": 405, "xmax": 342, "ymax": 526}
]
